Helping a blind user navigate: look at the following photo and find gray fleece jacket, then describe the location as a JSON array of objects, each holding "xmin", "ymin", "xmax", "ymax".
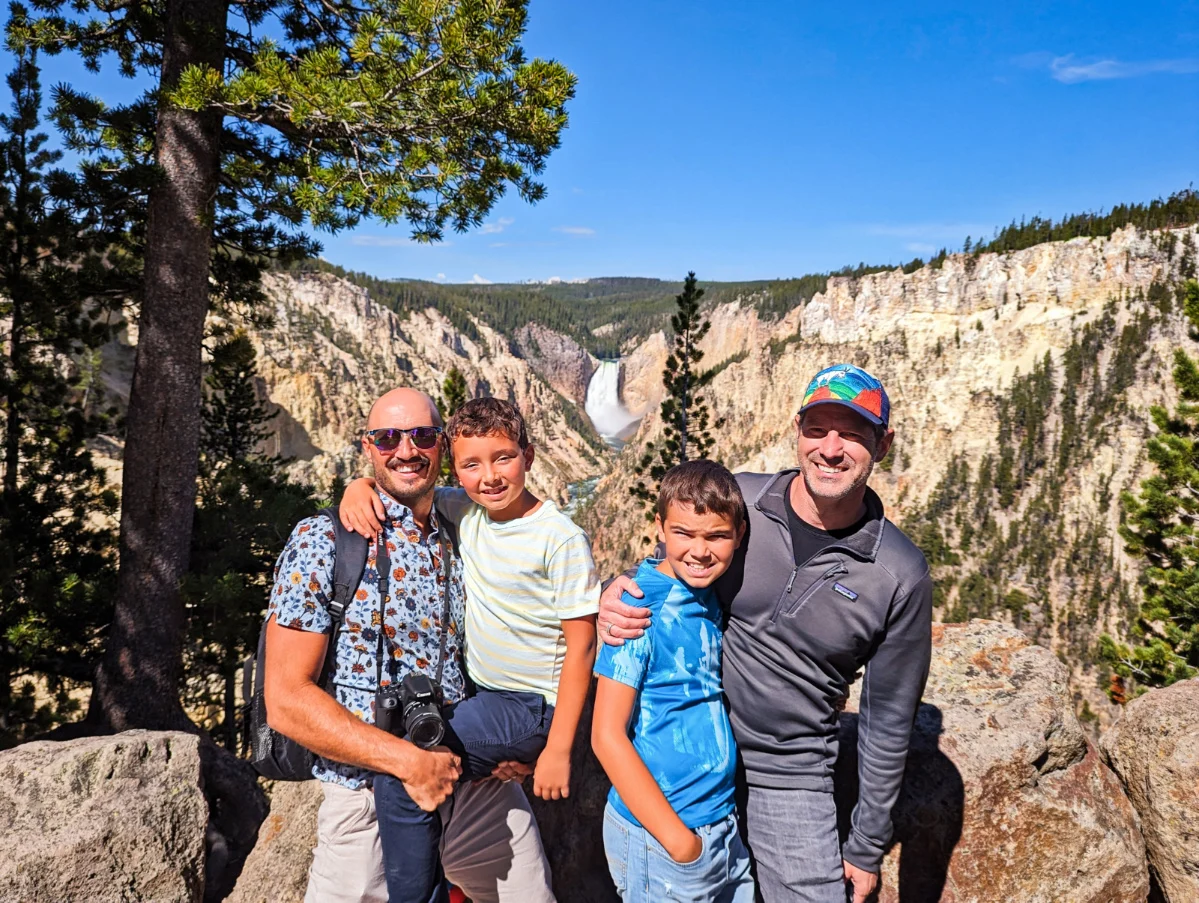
[{"xmin": 717, "ymin": 470, "xmax": 932, "ymax": 872}]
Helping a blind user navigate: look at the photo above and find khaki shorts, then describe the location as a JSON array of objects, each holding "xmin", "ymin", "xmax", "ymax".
[{"xmin": 305, "ymin": 779, "xmax": 555, "ymax": 903}]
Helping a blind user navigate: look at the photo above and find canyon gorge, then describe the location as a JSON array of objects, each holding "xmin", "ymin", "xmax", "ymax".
[{"xmin": 93, "ymin": 222, "xmax": 1199, "ymax": 721}]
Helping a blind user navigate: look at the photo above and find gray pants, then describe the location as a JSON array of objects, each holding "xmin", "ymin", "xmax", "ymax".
[{"xmin": 740, "ymin": 785, "xmax": 845, "ymax": 903}]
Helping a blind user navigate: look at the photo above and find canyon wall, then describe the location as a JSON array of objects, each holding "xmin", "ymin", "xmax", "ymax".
[
  {"xmin": 96, "ymin": 225, "xmax": 1197, "ymax": 721},
  {"xmin": 183, "ymin": 272, "xmax": 606, "ymax": 504},
  {"xmin": 585, "ymin": 226, "xmax": 1198, "ymax": 723}
]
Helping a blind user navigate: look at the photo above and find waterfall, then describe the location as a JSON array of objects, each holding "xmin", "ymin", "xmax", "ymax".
[{"xmin": 584, "ymin": 360, "xmax": 640, "ymax": 442}]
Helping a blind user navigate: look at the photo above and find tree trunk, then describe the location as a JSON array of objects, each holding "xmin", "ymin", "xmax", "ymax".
[
  {"xmin": 90, "ymin": 0, "xmax": 228, "ymax": 731},
  {"xmin": 223, "ymin": 668, "xmax": 236, "ymax": 751},
  {"xmin": 3, "ymin": 299, "xmax": 21, "ymax": 500}
]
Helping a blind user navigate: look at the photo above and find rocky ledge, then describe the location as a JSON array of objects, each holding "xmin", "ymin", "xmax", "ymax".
[
  {"xmin": 4, "ymin": 624, "xmax": 1184, "ymax": 902},
  {"xmin": 838, "ymin": 619, "xmax": 1149, "ymax": 903}
]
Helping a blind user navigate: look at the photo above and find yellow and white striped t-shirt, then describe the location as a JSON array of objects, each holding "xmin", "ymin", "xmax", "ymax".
[{"xmin": 435, "ymin": 489, "xmax": 599, "ymax": 706}]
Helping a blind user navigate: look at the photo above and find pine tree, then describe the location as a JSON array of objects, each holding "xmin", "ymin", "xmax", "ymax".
[
  {"xmin": 440, "ymin": 367, "xmax": 469, "ymax": 421},
  {"xmin": 10, "ymin": 0, "xmax": 576, "ymax": 730},
  {"xmin": 184, "ymin": 331, "xmax": 315, "ymax": 749},
  {"xmin": 630, "ymin": 272, "xmax": 724, "ymax": 517},
  {"xmin": 0, "ymin": 50, "xmax": 132, "ymax": 745},
  {"xmin": 1100, "ymin": 279, "xmax": 1199, "ymax": 692},
  {"xmin": 436, "ymin": 366, "xmax": 470, "ymax": 484}
]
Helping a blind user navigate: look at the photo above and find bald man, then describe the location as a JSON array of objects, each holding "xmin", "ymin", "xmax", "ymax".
[{"xmin": 263, "ymin": 388, "xmax": 556, "ymax": 903}]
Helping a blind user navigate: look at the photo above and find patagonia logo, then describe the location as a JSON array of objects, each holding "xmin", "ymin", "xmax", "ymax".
[{"xmin": 832, "ymin": 582, "xmax": 858, "ymax": 601}]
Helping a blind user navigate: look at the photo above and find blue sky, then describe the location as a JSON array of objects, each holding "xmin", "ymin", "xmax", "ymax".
[{"xmin": 36, "ymin": 1, "xmax": 1199, "ymax": 283}]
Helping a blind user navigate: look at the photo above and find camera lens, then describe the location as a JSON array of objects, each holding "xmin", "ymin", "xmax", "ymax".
[{"xmin": 407, "ymin": 710, "xmax": 445, "ymax": 749}]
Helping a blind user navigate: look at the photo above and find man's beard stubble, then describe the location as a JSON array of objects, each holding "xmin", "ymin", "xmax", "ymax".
[
  {"xmin": 799, "ymin": 455, "xmax": 875, "ymax": 503},
  {"xmin": 373, "ymin": 455, "xmax": 439, "ymax": 507}
]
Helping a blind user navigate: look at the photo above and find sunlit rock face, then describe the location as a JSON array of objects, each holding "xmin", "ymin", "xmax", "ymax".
[
  {"xmin": 243, "ymin": 272, "xmax": 608, "ymax": 504},
  {"xmin": 838, "ymin": 620, "xmax": 1149, "ymax": 903},
  {"xmin": 0, "ymin": 732, "xmax": 209, "ymax": 903},
  {"xmin": 583, "ymin": 226, "xmax": 1198, "ymax": 727},
  {"xmin": 1101, "ymin": 677, "xmax": 1199, "ymax": 903},
  {"xmin": 513, "ymin": 321, "xmax": 597, "ymax": 405}
]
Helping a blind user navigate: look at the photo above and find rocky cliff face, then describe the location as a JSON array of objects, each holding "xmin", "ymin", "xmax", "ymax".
[
  {"xmin": 586, "ymin": 226, "xmax": 1199, "ymax": 724},
  {"xmin": 512, "ymin": 321, "xmax": 597, "ymax": 404},
  {"xmin": 613, "ymin": 225, "xmax": 1194, "ymax": 487},
  {"xmin": 236, "ymin": 272, "xmax": 607, "ymax": 503}
]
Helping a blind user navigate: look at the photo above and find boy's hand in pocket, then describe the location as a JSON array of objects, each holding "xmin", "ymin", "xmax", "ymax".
[{"xmin": 532, "ymin": 748, "xmax": 571, "ymax": 800}]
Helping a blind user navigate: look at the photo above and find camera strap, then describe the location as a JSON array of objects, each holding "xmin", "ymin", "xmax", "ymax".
[
  {"xmin": 372, "ymin": 518, "xmax": 453, "ymax": 691},
  {"xmin": 374, "ymin": 533, "xmax": 392, "ymax": 689},
  {"xmin": 433, "ymin": 532, "xmax": 453, "ymax": 687}
]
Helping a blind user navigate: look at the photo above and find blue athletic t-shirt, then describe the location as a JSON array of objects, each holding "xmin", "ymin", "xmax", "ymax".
[{"xmin": 592, "ymin": 558, "xmax": 736, "ymax": 829}]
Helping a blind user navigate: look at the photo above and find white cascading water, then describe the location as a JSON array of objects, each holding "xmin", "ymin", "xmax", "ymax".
[{"xmin": 584, "ymin": 360, "xmax": 640, "ymax": 441}]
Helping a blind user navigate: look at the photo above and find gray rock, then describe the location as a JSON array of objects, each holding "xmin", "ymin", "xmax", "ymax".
[
  {"xmin": 1101, "ymin": 676, "xmax": 1199, "ymax": 903},
  {"xmin": 837, "ymin": 620, "xmax": 1149, "ymax": 903},
  {"xmin": 226, "ymin": 780, "xmax": 322, "ymax": 903},
  {"xmin": 0, "ymin": 730, "xmax": 208, "ymax": 903}
]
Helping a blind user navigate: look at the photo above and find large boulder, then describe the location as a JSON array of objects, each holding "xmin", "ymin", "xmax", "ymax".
[
  {"xmin": 1100, "ymin": 676, "xmax": 1199, "ymax": 902},
  {"xmin": 0, "ymin": 730, "xmax": 209, "ymax": 903},
  {"xmin": 227, "ymin": 780, "xmax": 323, "ymax": 903},
  {"xmin": 837, "ymin": 620, "xmax": 1149, "ymax": 903}
]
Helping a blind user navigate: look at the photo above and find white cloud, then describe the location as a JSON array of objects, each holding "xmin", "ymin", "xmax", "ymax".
[
  {"xmin": 436, "ymin": 273, "xmax": 446, "ymax": 280},
  {"xmin": 469, "ymin": 274, "xmax": 492, "ymax": 284},
  {"xmin": 554, "ymin": 226, "xmax": 596, "ymax": 236},
  {"xmin": 350, "ymin": 234, "xmax": 412, "ymax": 247},
  {"xmin": 1050, "ymin": 54, "xmax": 1199, "ymax": 83},
  {"xmin": 905, "ymin": 242, "xmax": 938, "ymax": 254},
  {"xmin": 479, "ymin": 217, "xmax": 514, "ymax": 235}
]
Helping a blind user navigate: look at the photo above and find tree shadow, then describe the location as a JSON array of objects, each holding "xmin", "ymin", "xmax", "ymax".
[{"xmin": 835, "ymin": 703, "xmax": 964, "ymax": 902}]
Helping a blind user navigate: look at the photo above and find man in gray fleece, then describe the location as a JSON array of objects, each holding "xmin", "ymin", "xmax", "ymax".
[{"xmin": 599, "ymin": 363, "xmax": 933, "ymax": 903}]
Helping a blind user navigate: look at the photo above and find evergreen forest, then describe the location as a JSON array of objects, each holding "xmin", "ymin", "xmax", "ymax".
[{"xmin": 287, "ymin": 188, "xmax": 1199, "ymax": 360}]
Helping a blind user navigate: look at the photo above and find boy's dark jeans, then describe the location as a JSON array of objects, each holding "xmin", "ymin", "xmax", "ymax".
[{"xmin": 375, "ymin": 688, "xmax": 554, "ymax": 903}]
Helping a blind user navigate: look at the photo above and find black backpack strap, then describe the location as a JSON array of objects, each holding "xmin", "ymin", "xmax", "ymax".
[{"xmin": 317, "ymin": 505, "xmax": 370, "ymax": 685}]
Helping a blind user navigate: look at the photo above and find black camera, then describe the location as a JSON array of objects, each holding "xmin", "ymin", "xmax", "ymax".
[{"xmin": 376, "ymin": 673, "xmax": 446, "ymax": 749}]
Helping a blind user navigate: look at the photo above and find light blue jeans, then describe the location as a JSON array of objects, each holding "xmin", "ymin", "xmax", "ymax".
[{"xmin": 603, "ymin": 802, "xmax": 756, "ymax": 903}]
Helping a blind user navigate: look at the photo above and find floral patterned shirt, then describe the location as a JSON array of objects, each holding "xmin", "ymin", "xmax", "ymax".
[{"xmin": 268, "ymin": 490, "xmax": 466, "ymax": 788}]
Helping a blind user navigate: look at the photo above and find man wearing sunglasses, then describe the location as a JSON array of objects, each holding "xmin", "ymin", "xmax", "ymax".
[
  {"xmin": 598, "ymin": 365, "xmax": 933, "ymax": 903},
  {"xmin": 262, "ymin": 387, "xmax": 555, "ymax": 903}
]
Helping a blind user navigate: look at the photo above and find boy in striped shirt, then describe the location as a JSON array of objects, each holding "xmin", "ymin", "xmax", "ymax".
[{"xmin": 341, "ymin": 397, "xmax": 599, "ymax": 903}]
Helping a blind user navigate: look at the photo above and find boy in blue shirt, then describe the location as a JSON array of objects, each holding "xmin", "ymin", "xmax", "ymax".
[{"xmin": 592, "ymin": 459, "xmax": 756, "ymax": 903}]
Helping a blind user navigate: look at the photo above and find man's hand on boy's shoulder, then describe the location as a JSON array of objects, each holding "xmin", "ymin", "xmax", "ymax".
[{"xmin": 597, "ymin": 575, "xmax": 650, "ymax": 646}]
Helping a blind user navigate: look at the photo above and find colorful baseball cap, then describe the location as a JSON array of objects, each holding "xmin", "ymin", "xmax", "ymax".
[{"xmin": 799, "ymin": 364, "xmax": 890, "ymax": 428}]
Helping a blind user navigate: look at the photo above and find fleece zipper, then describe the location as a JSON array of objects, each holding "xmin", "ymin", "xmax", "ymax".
[{"xmin": 770, "ymin": 562, "xmax": 849, "ymax": 622}]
